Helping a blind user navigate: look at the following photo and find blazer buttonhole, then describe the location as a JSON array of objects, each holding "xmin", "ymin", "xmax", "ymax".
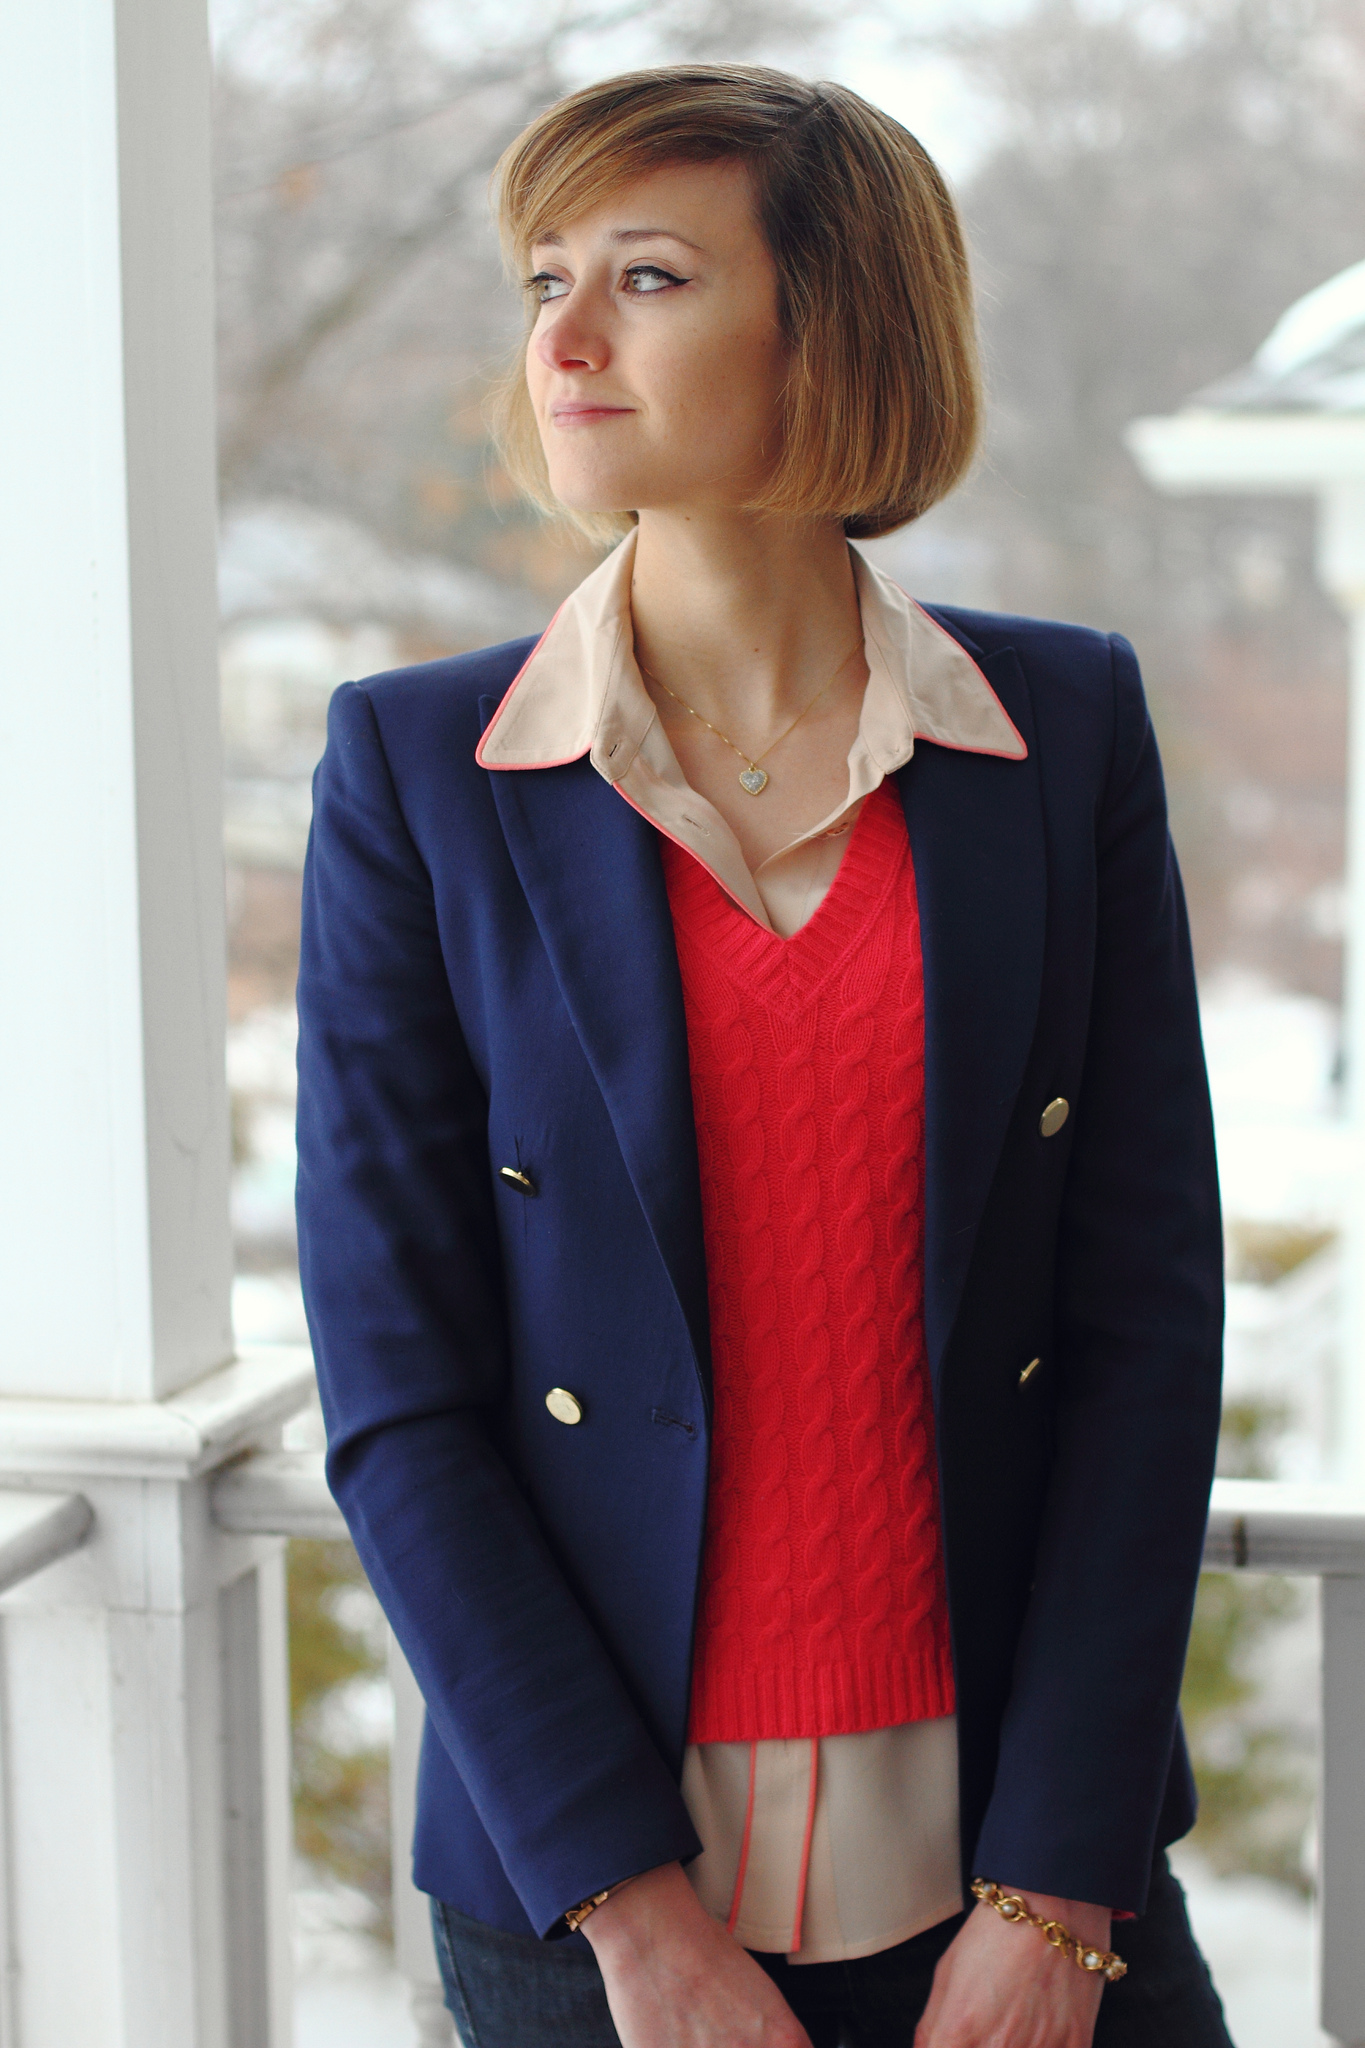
[{"xmin": 650, "ymin": 1408, "xmax": 697, "ymax": 1440}]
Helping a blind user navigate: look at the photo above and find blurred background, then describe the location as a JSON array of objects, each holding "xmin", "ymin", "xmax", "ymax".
[{"xmin": 209, "ymin": 2, "xmax": 1364, "ymax": 2040}]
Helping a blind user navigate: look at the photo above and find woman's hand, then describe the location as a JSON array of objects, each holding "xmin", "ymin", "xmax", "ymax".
[
  {"xmin": 582, "ymin": 1861, "xmax": 811, "ymax": 2048},
  {"xmin": 915, "ymin": 1890, "xmax": 1110, "ymax": 2048}
]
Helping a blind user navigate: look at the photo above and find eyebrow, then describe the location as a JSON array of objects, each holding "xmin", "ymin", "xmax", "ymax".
[{"xmin": 533, "ymin": 228, "xmax": 704, "ymax": 253}]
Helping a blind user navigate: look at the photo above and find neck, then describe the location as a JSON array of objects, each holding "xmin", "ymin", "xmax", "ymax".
[{"xmin": 629, "ymin": 509, "xmax": 863, "ymax": 736}]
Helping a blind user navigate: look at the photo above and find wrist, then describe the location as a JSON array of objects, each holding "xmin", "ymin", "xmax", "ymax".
[{"xmin": 577, "ymin": 1861, "xmax": 692, "ymax": 1959}]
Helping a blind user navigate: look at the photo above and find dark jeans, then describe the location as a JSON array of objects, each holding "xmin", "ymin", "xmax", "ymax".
[{"xmin": 430, "ymin": 1853, "xmax": 1235, "ymax": 2047}]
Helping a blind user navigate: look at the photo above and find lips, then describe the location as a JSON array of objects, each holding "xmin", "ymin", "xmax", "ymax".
[{"xmin": 550, "ymin": 404, "xmax": 634, "ymax": 426}]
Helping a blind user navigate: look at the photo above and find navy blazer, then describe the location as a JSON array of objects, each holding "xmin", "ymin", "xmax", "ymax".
[{"xmin": 296, "ymin": 606, "xmax": 1223, "ymax": 1938}]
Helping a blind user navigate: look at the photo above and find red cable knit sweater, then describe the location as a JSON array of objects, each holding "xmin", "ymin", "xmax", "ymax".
[{"xmin": 663, "ymin": 782, "xmax": 955, "ymax": 1745}]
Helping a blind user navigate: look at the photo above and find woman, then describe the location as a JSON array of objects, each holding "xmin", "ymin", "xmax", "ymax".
[{"xmin": 297, "ymin": 65, "xmax": 1229, "ymax": 2048}]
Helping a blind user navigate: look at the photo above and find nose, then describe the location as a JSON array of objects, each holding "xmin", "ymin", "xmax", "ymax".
[{"xmin": 533, "ymin": 297, "xmax": 608, "ymax": 375}]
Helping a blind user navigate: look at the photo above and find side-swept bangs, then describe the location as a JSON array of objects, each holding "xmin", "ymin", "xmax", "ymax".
[{"xmin": 490, "ymin": 65, "xmax": 981, "ymax": 541}]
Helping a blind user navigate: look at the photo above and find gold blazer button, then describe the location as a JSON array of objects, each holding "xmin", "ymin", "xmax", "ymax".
[
  {"xmin": 1019, "ymin": 1356, "xmax": 1042, "ymax": 1387},
  {"xmin": 499, "ymin": 1166, "xmax": 537, "ymax": 1195},
  {"xmin": 545, "ymin": 1388, "xmax": 583, "ymax": 1426},
  {"xmin": 1039, "ymin": 1097, "xmax": 1070, "ymax": 1139}
]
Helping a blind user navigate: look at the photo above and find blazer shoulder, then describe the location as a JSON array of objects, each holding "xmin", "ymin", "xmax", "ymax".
[
  {"xmin": 329, "ymin": 634, "xmax": 541, "ymax": 798},
  {"xmin": 349, "ymin": 635, "xmax": 540, "ymax": 729},
  {"xmin": 317, "ymin": 636, "xmax": 542, "ymax": 851},
  {"xmin": 923, "ymin": 605, "xmax": 1154, "ymax": 810},
  {"xmin": 923, "ymin": 603, "xmax": 1122, "ymax": 684},
  {"xmin": 925, "ymin": 603, "xmax": 1146, "ymax": 749}
]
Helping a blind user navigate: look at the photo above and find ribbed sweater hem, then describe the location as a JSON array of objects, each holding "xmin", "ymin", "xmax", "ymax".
[{"xmin": 688, "ymin": 1635, "xmax": 956, "ymax": 1746}]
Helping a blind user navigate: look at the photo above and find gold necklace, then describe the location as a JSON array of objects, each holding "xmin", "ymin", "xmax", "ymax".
[{"xmin": 640, "ymin": 638, "xmax": 863, "ymax": 796}]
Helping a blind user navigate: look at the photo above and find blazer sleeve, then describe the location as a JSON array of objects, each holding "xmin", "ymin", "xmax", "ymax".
[
  {"xmin": 295, "ymin": 681, "xmax": 701, "ymax": 1938},
  {"xmin": 969, "ymin": 635, "xmax": 1224, "ymax": 1913}
]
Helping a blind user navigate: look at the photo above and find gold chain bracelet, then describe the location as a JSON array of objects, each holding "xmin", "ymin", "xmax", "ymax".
[
  {"xmin": 563, "ymin": 1889, "xmax": 611, "ymax": 1934},
  {"xmin": 563, "ymin": 1875, "xmax": 637, "ymax": 1934},
  {"xmin": 971, "ymin": 1880, "xmax": 1128, "ymax": 1982}
]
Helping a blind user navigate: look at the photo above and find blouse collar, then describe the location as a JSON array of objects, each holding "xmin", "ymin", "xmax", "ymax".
[{"xmin": 476, "ymin": 529, "xmax": 1026, "ymax": 780}]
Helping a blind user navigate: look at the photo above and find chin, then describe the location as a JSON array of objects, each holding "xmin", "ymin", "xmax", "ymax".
[{"xmin": 546, "ymin": 465, "xmax": 648, "ymax": 521}]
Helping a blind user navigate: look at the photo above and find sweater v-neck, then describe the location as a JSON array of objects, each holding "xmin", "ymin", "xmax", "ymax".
[{"xmin": 661, "ymin": 782, "xmax": 910, "ymax": 1018}]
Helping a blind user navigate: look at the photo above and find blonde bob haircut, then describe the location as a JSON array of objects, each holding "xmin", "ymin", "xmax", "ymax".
[{"xmin": 491, "ymin": 65, "xmax": 981, "ymax": 541}]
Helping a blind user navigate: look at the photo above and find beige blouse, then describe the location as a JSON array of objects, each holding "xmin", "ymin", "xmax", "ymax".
[{"xmin": 478, "ymin": 531, "xmax": 1027, "ymax": 1961}]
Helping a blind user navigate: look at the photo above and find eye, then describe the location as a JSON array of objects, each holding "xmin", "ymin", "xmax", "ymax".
[
  {"xmin": 527, "ymin": 271, "xmax": 571, "ymax": 304},
  {"xmin": 622, "ymin": 264, "xmax": 688, "ymax": 296}
]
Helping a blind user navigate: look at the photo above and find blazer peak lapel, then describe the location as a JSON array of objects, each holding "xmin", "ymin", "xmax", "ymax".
[
  {"xmin": 479, "ymin": 703, "xmax": 711, "ymax": 1389},
  {"xmin": 902, "ymin": 645, "xmax": 1047, "ymax": 1386}
]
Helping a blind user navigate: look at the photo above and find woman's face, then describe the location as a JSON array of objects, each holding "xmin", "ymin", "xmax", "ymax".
[{"xmin": 524, "ymin": 159, "xmax": 788, "ymax": 520}]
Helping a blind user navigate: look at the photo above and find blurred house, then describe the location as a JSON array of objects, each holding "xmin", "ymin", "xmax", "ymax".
[
  {"xmin": 1194, "ymin": 262, "xmax": 1365, "ymax": 416},
  {"xmin": 1131, "ymin": 260, "xmax": 1365, "ymax": 1483}
]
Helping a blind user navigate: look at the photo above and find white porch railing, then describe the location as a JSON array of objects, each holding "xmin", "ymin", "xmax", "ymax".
[
  {"xmin": 212, "ymin": 1442, "xmax": 455, "ymax": 2044},
  {"xmin": 0, "ymin": 1354, "xmax": 453, "ymax": 2048},
  {"xmin": 3, "ymin": 1414, "xmax": 1365, "ymax": 2048},
  {"xmin": 1202, "ymin": 1479, "xmax": 1365, "ymax": 2047}
]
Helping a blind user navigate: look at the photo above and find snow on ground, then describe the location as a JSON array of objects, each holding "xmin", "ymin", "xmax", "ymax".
[
  {"xmin": 293, "ymin": 1879, "xmax": 437, "ymax": 2048},
  {"xmin": 1177, "ymin": 1852, "xmax": 1332, "ymax": 2048},
  {"xmin": 295, "ymin": 1966, "xmax": 417, "ymax": 2048},
  {"xmin": 1200, "ymin": 971, "xmax": 1349, "ymax": 1228}
]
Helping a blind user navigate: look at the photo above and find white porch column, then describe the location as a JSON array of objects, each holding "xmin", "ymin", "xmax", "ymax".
[
  {"xmin": 0, "ymin": 0, "xmax": 230, "ymax": 1401},
  {"xmin": 0, "ymin": 6, "xmax": 310, "ymax": 2045}
]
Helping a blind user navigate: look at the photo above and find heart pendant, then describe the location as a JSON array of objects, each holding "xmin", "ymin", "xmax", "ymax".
[{"xmin": 738, "ymin": 766, "xmax": 769, "ymax": 795}]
